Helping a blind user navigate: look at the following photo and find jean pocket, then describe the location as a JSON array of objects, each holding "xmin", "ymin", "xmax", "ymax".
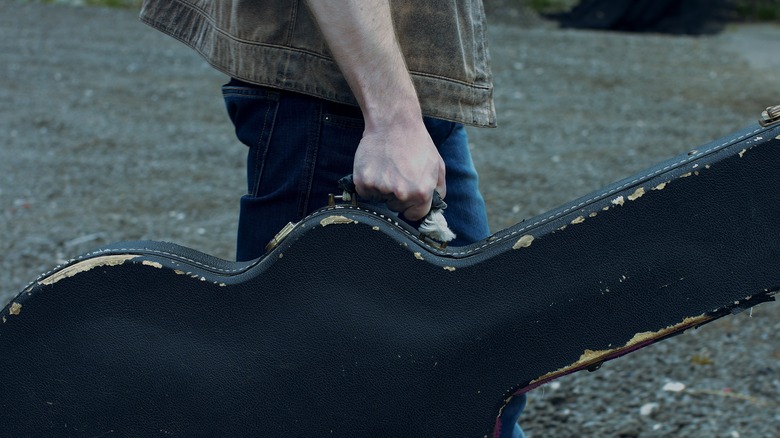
[
  {"xmin": 317, "ymin": 111, "xmax": 364, "ymax": 177},
  {"xmin": 222, "ymin": 85, "xmax": 280, "ymax": 196},
  {"xmin": 222, "ymin": 85, "xmax": 280, "ymax": 132},
  {"xmin": 322, "ymin": 112, "xmax": 364, "ymax": 130}
]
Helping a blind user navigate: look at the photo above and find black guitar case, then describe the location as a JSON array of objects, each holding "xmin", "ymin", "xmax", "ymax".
[{"xmin": 2, "ymin": 107, "xmax": 780, "ymax": 437}]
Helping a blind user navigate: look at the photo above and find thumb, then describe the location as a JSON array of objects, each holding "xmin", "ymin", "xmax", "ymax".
[{"xmin": 435, "ymin": 158, "xmax": 447, "ymax": 200}]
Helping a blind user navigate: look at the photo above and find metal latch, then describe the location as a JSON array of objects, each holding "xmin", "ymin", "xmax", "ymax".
[
  {"xmin": 418, "ymin": 233, "xmax": 449, "ymax": 250},
  {"xmin": 760, "ymin": 105, "xmax": 780, "ymax": 127},
  {"xmin": 265, "ymin": 221, "xmax": 298, "ymax": 252},
  {"xmin": 327, "ymin": 193, "xmax": 357, "ymax": 207}
]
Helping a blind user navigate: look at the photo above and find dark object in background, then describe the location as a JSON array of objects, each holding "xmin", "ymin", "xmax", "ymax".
[{"xmin": 546, "ymin": 0, "xmax": 735, "ymax": 35}]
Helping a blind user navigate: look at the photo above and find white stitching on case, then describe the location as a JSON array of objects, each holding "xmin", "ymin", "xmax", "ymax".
[
  {"xmin": 27, "ymin": 127, "xmax": 771, "ymax": 283},
  {"xmin": 448, "ymin": 127, "xmax": 766, "ymax": 255}
]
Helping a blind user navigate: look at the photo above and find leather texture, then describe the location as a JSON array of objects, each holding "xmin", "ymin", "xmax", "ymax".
[{"xmin": 2, "ymin": 122, "xmax": 779, "ymax": 437}]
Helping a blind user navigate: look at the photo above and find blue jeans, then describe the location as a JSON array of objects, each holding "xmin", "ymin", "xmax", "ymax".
[
  {"xmin": 222, "ymin": 79, "xmax": 493, "ymax": 258},
  {"xmin": 222, "ymin": 80, "xmax": 525, "ymax": 437}
]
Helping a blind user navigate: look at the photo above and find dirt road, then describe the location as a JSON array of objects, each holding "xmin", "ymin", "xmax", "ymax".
[{"xmin": 1, "ymin": 2, "xmax": 778, "ymax": 436}]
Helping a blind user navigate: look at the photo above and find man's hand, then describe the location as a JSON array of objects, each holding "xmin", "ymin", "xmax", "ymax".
[
  {"xmin": 353, "ymin": 118, "xmax": 446, "ymax": 221},
  {"xmin": 304, "ymin": 0, "xmax": 446, "ymax": 220}
]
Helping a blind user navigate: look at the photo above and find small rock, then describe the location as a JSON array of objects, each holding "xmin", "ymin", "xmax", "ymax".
[
  {"xmin": 662, "ymin": 381, "xmax": 686, "ymax": 393},
  {"xmin": 640, "ymin": 402, "xmax": 660, "ymax": 416}
]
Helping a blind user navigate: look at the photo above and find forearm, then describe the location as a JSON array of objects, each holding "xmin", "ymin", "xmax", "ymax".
[
  {"xmin": 303, "ymin": 0, "xmax": 421, "ymax": 130},
  {"xmin": 304, "ymin": 0, "xmax": 445, "ymax": 221}
]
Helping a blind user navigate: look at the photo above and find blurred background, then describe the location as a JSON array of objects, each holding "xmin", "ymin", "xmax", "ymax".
[
  {"xmin": 2, "ymin": 1, "xmax": 779, "ymax": 436},
  {"xmin": 22, "ymin": 0, "xmax": 780, "ymax": 26}
]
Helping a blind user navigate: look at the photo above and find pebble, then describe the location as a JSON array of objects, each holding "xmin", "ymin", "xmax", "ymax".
[
  {"xmin": 3, "ymin": 2, "xmax": 780, "ymax": 437},
  {"xmin": 662, "ymin": 381, "xmax": 686, "ymax": 393},
  {"xmin": 639, "ymin": 402, "xmax": 660, "ymax": 416}
]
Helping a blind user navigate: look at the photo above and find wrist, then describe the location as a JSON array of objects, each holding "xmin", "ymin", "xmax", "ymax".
[{"xmin": 361, "ymin": 93, "xmax": 424, "ymax": 132}]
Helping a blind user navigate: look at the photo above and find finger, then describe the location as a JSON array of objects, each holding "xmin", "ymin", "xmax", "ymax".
[
  {"xmin": 390, "ymin": 188, "xmax": 432, "ymax": 221},
  {"xmin": 352, "ymin": 172, "xmax": 386, "ymax": 202},
  {"xmin": 386, "ymin": 191, "xmax": 428, "ymax": 216},
  {"xmin": 401, "ymin": 199, "xmax": 433, "ymax": 221},
  {"xmin": 385, "ymin": 197, "xmax": 404, "ymax": 213},
  {"xmin": 436, "ymin": 159, "xmax": 447, "ymax": 200}
]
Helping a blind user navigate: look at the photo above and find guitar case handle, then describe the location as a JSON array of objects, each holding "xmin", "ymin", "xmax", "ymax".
[{"xmin": 337, "ymin": 175, "xmax": 456, "ymax": 244}]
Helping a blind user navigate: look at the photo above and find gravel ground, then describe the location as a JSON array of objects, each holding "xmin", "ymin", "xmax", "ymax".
[{"xmin": 2, "ymin": 2, "xmax": 779, "ymax": 436}]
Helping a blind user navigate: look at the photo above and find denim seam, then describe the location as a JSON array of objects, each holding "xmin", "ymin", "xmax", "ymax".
[
  {"xmin": 286, "ymin": 1, "xmax": 298, "ymax": 45},
  {"xmin": 250, "ymin": 99, "xmax": 278, "ymax": 196},
  {"xmin": 298, "ymin": 101, "xmax": 322, "ymax": 217},
  {"xmin": 222, "ymin": 86, "xmax": 280, "ymax": 100},
  {"xmin": 440, "ymin": 119, "xmax": 458, "ymax": 145}
]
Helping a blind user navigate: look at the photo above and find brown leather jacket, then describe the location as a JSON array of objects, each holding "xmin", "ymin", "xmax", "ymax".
[{"xmin": 140, "ymin": 0, "xmax": 496, "ymax": 127}]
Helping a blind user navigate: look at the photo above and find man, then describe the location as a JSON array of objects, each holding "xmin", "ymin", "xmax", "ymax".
[{"xmin": 140, "ymin": 1, "xmax": 525, "ymax": 436}]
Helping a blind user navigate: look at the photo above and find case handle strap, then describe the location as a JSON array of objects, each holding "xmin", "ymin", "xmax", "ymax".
[{"xmin": 337, "ymin": 175, "xmax": 456, "ymax": 244}]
